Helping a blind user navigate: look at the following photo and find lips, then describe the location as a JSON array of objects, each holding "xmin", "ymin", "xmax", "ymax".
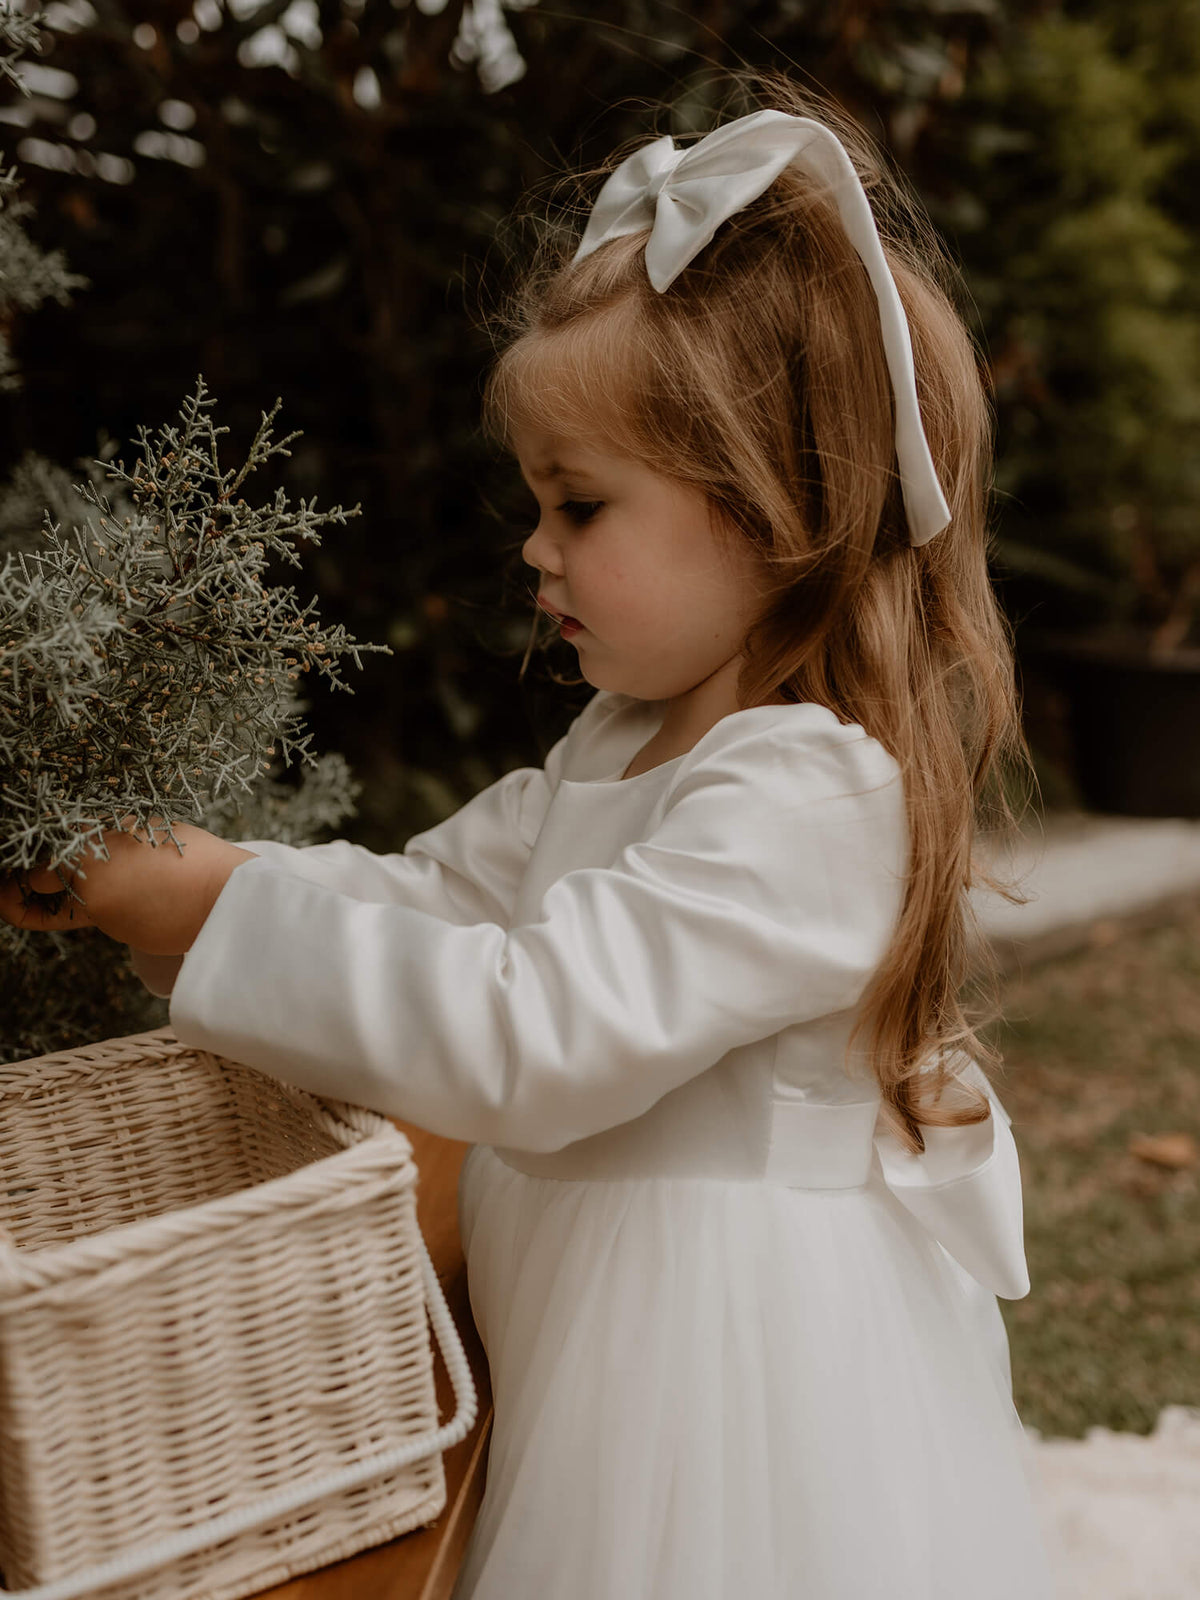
[{"xmin": 537, "ymin": 595, "xmax": 582, "ymax": 628}]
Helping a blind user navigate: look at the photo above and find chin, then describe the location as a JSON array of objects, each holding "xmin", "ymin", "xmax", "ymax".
[{"xmin": 578, "ymin": 663, "xmax": 646, "ymax": 699}]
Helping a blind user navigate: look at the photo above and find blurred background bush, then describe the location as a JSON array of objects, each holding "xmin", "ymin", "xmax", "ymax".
[{"xmin": 5, "ymin": 0, "xmax": 1198, "ymax": 843}]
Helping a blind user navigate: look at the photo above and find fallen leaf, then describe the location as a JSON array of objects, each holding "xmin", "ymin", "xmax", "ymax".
[{"xmin": 1128, "ymin": 1132, "xmax": 1198, "ymax": 1169}]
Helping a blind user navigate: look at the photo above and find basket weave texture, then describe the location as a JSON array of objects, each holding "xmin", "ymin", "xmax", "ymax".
[{"xmin": 0, "ymin": 1028, "xmax": 445, "ymax": 1600}]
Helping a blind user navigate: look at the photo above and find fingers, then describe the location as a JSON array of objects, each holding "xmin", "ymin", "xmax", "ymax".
[
  {"xmin": 0, "ymin": 858, "xmax": 93, "ymax": 933},
  {"xmin": 20, "ymin": 862, "xmax": 77, "ymax": 896},
  {"xmin": 0, "ymin": 877, "xmax": 91, "ymax": 933}
]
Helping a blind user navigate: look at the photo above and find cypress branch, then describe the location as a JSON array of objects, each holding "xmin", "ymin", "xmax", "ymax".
[
  {"xmin": 0, "ymin": 377, "xmax": 382, "ymax": 878},
  {"xmin": 0, "ymin": 380, "xmax": 384, "ymax": 1060}
]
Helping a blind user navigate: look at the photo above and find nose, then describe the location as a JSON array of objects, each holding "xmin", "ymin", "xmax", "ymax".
[{"xmin": 522, "ymin": 518, "xmax": 561, "ymax": 575}]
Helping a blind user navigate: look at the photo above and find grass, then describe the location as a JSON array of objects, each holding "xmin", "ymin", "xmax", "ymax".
[{"xmin": 985, "ymin": 898, "xmax": 1200, "ymax": 1439}]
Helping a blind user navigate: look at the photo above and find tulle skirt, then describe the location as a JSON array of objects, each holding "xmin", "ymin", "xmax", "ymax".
[{"xmin": 452, "ymin": 1143, "xmax": 1057, "ymax": 1600}]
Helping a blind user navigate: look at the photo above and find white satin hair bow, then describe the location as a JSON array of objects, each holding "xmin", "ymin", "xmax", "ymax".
[{"xmin": 573, "ymin": 109, "xmax": 952, "ymax": 548}]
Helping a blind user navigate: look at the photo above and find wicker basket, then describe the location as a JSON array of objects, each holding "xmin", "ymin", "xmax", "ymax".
[{"xmin": 0, "ymin": 1029, "xmax": 477, "ymax": 1600}]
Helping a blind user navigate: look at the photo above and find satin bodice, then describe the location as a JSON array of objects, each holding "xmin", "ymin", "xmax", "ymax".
[{"xmin": 166, "ymin": 689, "xmax": 1031, "ymax": 1299}]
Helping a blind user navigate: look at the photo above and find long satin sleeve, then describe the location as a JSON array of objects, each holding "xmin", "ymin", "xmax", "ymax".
[
  {"xmin": 226, "ymin": 729, "xmax": 572, "ymax": 921},
  {"xmin": 129, "ymin": 727, "xmax": 573, "ymax": 999},
  {"xmin": 170, "ymin": 720, "xmax": 906, "ymax": 1152}
]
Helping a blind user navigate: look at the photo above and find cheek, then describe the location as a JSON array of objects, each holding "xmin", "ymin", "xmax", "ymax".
[{"xmin": 574, "ymin": 545, "xmax": 637, "ymax": 606}]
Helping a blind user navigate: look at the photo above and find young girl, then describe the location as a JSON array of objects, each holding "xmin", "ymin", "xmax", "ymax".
[{"xmin": 1, "ymin": 86, "xmax": 1057, "ymax": 1599}]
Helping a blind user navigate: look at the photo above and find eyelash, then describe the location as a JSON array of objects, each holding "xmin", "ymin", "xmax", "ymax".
[{"xmin": 557, "ymin": 499, "xmax": 603, "ymax": 526}]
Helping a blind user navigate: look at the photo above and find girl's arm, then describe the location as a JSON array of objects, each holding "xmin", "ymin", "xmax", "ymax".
[
  {"xmin": 227, "ymin": 728, "xmax": 575, "ymax": 923},
  {"xmin": 200, "ymin": 687, "xmax": 632, "ymax": 921},
  {"xmin": 168, "ymin": 717, "xmax": 908, "ymax": 1154},
  {"xmin": 0, "ymin": 723, "xmax": 577, "ymax": 995},
  {"xmin": 125, "ymin": 723, "xmax": 579, "ymax": 996}
]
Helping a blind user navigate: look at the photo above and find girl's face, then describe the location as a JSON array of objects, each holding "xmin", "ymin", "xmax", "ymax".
[{"xmin": 516, "ymin": 429, "xmax": 770, "ymax": 706}]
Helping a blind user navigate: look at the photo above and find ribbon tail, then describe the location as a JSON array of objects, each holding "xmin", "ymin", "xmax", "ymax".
[{"xmin": 874, "ymin": 1089, "xmax": 1032, "ymax": 1300}]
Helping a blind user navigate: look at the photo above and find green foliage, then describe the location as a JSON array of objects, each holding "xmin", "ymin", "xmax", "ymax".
[
  {"xmin": 1, "ymin": 740, "xmax": 362, "ymax": 1066},
  {"xmin": 0, "ymin": 382, "xmax": 375, "ymax": 1062},
  {"xmin": 0, "ymin": 10, "xmax": 372, "ymax": 1062},
  {"xmin": 203, "ymin": 751, "xmax": 360, "ymax": 847},
  {"xmin": 2, "ymin": 926, "xmax": 165, "ymax": 1062},
  {"xmin": 0, "ymin": 378, "xmax": 377, "ymax": 877},
  {"xmin": 0, "ymin": 447, "xmax": 98, "ymax": 558},
  {"xmin": 941, "ymin": 2, "xmax": 1200, "ymax": 645},
  {"xmin": 0, "ymin": 173, "xmax": 85, "ymax": 389},
  {"xmin": 0, "ymin": 2, "xmax": 85, "ymax": 389}
]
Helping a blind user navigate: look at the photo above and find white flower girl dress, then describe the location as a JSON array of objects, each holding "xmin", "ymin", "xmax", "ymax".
[{"xmin": 162, "ymin": 689, "xmax": 1056, "ymax": 1599}]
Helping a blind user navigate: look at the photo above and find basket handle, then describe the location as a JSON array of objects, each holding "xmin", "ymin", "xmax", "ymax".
[{"xmin": 0, "ymin": 1234, "xmax": 479, "ymax": 1600}]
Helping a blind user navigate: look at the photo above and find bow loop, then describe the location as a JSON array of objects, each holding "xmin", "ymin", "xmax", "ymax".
[
  {"xmin": 574, "ymin": 135, "xmax": 681, "ymax": 259},
  {"xmin": 874, "ymin": 1091, "xmax": 1031, "ymax": 1301},
  {"xmin": 763, "ymin": 1059, "xmax": 1031, "ymax": 1302}
]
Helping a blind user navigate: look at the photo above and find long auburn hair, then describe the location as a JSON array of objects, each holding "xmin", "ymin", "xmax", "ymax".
[{"xmin": 482, "ymin": 80, "xmax": 1031, "ymax": 1154}]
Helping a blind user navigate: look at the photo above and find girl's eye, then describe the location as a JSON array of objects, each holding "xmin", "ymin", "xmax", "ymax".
[{"xmin": 557, "ymin": 499, "xmax": 603, "ymax": 526}]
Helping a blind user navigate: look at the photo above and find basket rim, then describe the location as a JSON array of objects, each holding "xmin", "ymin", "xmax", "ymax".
[
  {"xmin": 0, "ymin": 1028, "xmax": 390, "ymax": 1115},
  {"xmin": 0, "ymin": 1029, "xmax": 416, "ymax": 1296}
]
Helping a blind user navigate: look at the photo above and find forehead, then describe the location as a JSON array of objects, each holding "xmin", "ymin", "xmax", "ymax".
[
  {"xmin": 511, "ymin": 428, "xmax": 616, "ymax": 484},
  {"xmin": 492, "ymin": 312, "xmax": 644, "ymax": 452}
]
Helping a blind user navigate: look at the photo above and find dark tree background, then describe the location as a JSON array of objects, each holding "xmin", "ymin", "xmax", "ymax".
[{"xmin": 5, "ymin": 0, "xmax": 1200, "ymax": 844}]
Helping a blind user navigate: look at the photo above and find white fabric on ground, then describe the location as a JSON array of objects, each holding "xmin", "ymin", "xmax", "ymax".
[{"xmin": 1029, "ymin": 1407, "xmax": 1200, "ymax": 1600}]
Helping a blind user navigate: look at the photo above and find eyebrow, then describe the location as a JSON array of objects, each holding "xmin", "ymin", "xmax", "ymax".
[{"xmin": 522, "ymin": 457, "xmax": 597, "ymax": 484}]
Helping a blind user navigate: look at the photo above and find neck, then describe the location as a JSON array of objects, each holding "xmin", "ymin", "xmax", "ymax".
[
  {"xmin": 642, "ymin": 654, "xmax": 786, "ymax": 760},
  {"xmin": 658, "ymin": 653, "xmax": 744, "ymax": 745}
]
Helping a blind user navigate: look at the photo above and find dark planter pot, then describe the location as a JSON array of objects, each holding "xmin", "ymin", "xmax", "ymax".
[{"xmin": 1021, "ymin": 636, "xmax": 1200, "ymax": 818}]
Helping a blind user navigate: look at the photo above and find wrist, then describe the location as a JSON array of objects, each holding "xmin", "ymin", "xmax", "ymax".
[{"xmin": 194, "ymin": 845, "xmax": 257, "ymax": 945}]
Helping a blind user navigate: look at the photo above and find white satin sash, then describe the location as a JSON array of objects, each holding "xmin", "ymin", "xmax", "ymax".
[{"xmin": 765, "ymin": 1087, "xmax": 1030, "ymax": 1300}]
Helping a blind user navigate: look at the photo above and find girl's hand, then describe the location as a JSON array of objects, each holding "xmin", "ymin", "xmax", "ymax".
[{"xmin": 0, "ymin": 823, "xmax": 257, "ymax": 955}]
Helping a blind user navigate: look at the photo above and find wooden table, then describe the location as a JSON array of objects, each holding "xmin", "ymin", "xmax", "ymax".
[{"xmin": 255, "ymin": 1128, "xmax": 493, "ymax": 1600}]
